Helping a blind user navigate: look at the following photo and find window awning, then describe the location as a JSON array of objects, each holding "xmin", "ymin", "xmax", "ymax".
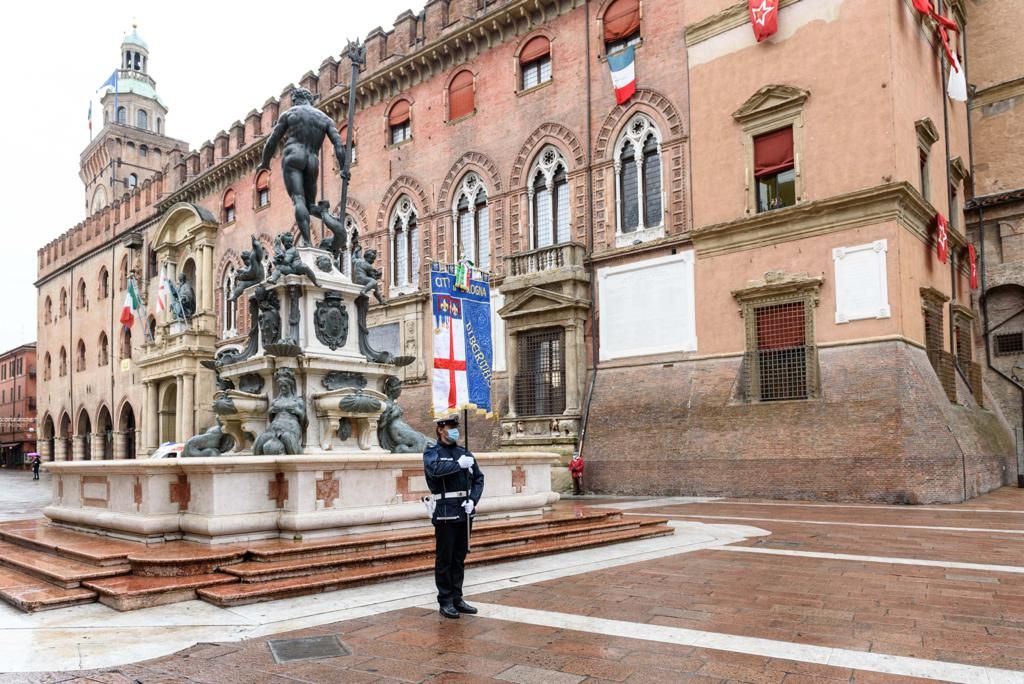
[
  {"xmin": 388, "ymin": 100, "xmax": 411, "ymax": 127},
  {"xmin": 604, "ymin": 0, "xmax": 641, "ymax": 42},
  {"xmin": 754, "ymin": 127, "xmax": 794, "ymax": 177},
  {"xmin": 520, "ymin": 36, "xmax": 551, "ymax": 63}
]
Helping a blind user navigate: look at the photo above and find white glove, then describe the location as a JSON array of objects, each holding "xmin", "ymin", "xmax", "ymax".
[
  {"xmin": 457, "ymin": 455, "xmax": 475, "ymax": 469},
  {"xmin": 462, "ymin": 499, "xmax": 475, "ymax": 515},
  {"xmin": 421, "ymin": 496, "xmax": 436, "ymax": 517}
]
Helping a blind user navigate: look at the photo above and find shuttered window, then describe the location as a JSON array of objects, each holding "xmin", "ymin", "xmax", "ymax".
[{"xmin": 448, "ymin": 71, "xmax": 475, "ymax": 121}]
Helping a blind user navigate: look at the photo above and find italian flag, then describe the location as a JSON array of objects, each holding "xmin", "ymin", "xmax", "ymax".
[
  {"xmin": 607, "ymin": 45, "xmax": 636, "ymax": 105},
  {"xmin": 120, "ymin": 279, "xmax": 142, "ymax": 330}
]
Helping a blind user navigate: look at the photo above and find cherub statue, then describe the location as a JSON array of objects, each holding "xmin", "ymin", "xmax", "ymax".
[
  {"xmin": 268, "ymin": 232, "xmax": 319, "ymax": 288},
  {"xmin": 253, "ymin": 367, "xmax": 307, "ymax": 455},
  {"xmin": 229, "ymin": 235, "xmax": 266, "ymax": 302},
  {"xmin": 182, "ymin": 418, "xmax": 235, "ymax": 458},
  {"xmin": 350, "ymin": 229, "xmax": 384, "ymax": 304}
]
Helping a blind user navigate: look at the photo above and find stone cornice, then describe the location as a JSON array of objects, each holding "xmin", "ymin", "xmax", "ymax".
[
  {"xmin": 732, "ymin": 272, "xmax": 824, "ymax": 306},
  {"xmin": 684, "ymin": 0, "xmax": 801, "ymax": 47},
  {"xmin": 160, "ymin": 142, "xmax": 264, "ymax": 210},
  {"xmin": 691, "ymin": 182, "xmax": 966, "ymax": 259},
  {"xmin": 969, "ymin": 75, "xmax": 1024, "ymax": 110}
]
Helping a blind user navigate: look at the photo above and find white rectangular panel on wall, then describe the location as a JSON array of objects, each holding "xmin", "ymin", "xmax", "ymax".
[
  {"xmin": 491, "ymin": 292, "xmax": 507, "ymax": 373},
  {"xmin": 598, "ymin": 251, "xmax": 697, "ymax": 361},
  {"xmin": 833, "ymin": 239, "xmax": 890, "ymax": 324}
]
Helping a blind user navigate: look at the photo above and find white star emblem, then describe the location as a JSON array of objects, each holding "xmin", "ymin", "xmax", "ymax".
[{"xmin": 752, "ymin": 0, "xmax": 775, "ymax": 27}]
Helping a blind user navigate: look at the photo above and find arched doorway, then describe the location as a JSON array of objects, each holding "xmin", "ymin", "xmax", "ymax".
[
  {"xmin": 118, "ymin": 402, "xmax": 137, "ymax": 460},
  {"xmin": 40, "ymin": 415, "xmax": 55, "ymax": 461},
  {"xmin": 77, "ymin": 409, "xmax": 92, "ymax": 461},
  {"xmin": 160, "ymin": 383, "xmax": 177, "ymax": 444},
  {"xmin": 58, "ymin": 412, "xmax": 71, "ymax": 461},
  {"xmin": 96, "ymin": 406, "xmax": 113, "ymax": 460}
]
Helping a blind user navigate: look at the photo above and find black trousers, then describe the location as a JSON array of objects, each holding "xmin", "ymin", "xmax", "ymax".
[{"xmin": 433, "ymin": 520, "xmax": 469, "ymax": 605}]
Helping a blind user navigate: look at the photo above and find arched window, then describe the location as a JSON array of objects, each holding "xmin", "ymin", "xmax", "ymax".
[
  {"xmin": 137, "ymin": 109, "xmax": 148, "ymax": 130},
  {"xmin": 388, "ymin": 100, "xmax": 412, "ymax": 145},
  {"xmin": 390, "ymin": 196, "xmax": 419, "ymax": 290},
  {"xmin": 44, "ymin": 296, "xmax": 52, "ymax": 322},
  {"xmin": 453, "ymin": 173, "xmax": 490, "ymax": 271},
  {"xmin": 121, "ymin": 328, "xmax": 132, "ymax": 360},
  {"xmin": 58, "ymin": 347, "xmax": 67, "ymax": 377},
  {"xmin": 222, "ymin": 266, "xmax": 238, "ymax": 337},
  {"xmin": 119, "ymin": 256, "xmax": 129, "ymax": 291},
  {"xmin": 223, "ymin": 189, "xmax": 236, "ymax": 223},
  {"xmin": 529, "ymin": 146, "xmax": 571, "ymax": 249},
  {"xmin": 98, "ymin": 267, "xmax": 109, "ymax": 300},
  {"xmin": 91, "ymin": 186, "xmax": 107, "ymax": 214},
  {"xmin": 76, "ymin": 278, "xmax": 87, "ymax": 309},
  {"xmin": 98, "ymin": 332, "xmax": 109, "ymax": 367},
  {"xmin": 520, "ymin": 36, "xmax": 552, "ymax": 90},
  {"xmin": 127, "ymin": 174, "xmax": 138, "ymax": 190},
  {"xmin": 604, "ymin": 0, "xmax": 641, "ymax": 55},
  {"xmin": 76, "ymin": 340, "xmax": 86, "ymax": 372},
  {"xmin": 156, "ymin": 117, "xmax": 162, "ymax": 134},
  {"xmin": 139, "ymin": 144, "xmax": 148, "ymax": 158},
  {"xmin": 60, "ymin": 288, "xmax": 68, "ymax": 317},
  {"xmin": 116, "ymin": 106, "xmax": 127, "ymax": 124},
  {"xmin": 448, "ymin": 71, "xmax": 475, "ymax": 121},
  {"xmin": 615, "ymin": 114, "xmax": 663, "ymax": 234},
  {"xmin": 43, "ymin": 352, "xmax": 51, "ymax": 381},
  {"xmin": 255, "ymin": 170, "xmax": 270, "ymax": 208}
]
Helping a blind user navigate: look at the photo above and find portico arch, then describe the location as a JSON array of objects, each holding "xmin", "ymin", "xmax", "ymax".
[
  {"xmin": 76, "ymin": 408, "xmax": 92, "ymax": 461},
  {"xmin": 95, "ymin": 405, "xmax": 114, "ymax": 460}
]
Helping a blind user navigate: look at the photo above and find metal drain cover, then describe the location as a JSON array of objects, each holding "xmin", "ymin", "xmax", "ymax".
[{"xmin": 267, "ymin": 635, "xmax": 351, "ymax": 664}]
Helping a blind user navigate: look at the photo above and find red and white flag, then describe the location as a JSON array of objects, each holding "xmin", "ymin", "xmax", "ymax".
[
  {"xmin": 935, "ymin": 213, "xmax": 950, "ymax": 264},
  {"xmin": 748, "ymin": 0, "xmax": 779, "ymax": 42},
  {"xmin": 968, "ymin": 243, "xmax": 979, "ymax": 289},
  {"xmin": 607, "ymin": 46, "xmax": 637, "ymax": 105}
]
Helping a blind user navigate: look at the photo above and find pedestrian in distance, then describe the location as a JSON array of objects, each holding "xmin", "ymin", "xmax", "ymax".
[
  {"xmin": 569, "ymin": 452, "xmax": 584, "ymax": 495},
  {"xmin": 423, "ymin": 414, "xmax": 484, "ymax": 619},
  {"xmin": 31, "ymin": 455, "xmax": 41, "ymax": 481}
]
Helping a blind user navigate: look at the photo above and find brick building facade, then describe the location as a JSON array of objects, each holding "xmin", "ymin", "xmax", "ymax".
[
  {"xmin": 36, "ymin": 0, "xmax": 1020, "ymax": 502},
  {"xmin": 0, "ymin": 344, "xmax": 37, "ymax": 469}
]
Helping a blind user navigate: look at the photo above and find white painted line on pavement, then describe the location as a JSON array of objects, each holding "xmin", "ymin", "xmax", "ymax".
[
  {"xmin": 638, "ymin": 512, "xmax": 1024, "ymax": 535},
  {"xmin": 714, "ymin": 545, "xmax": 1024, "ymax": 574},
  {"xmin": 707, "ymin": 500, "xmax": 1024, "ymax": 515}
]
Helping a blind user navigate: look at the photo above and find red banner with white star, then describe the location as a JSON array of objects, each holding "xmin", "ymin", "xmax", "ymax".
[
  {"xmin": 935, "ymin": 213, "xmax": 950, "ymax": 264},
  {"xmin": 967, "ymin": 243, "xmax": 978, "ymax": 289},
  {"xmin": 748, "ymin": 0, "xmax": 779, "ymax": 42}
]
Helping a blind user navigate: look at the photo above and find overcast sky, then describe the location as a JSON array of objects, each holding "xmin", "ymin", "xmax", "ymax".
[{"xmin": 0, "ymin": 1, "xmax": 414, "ymax": 351}]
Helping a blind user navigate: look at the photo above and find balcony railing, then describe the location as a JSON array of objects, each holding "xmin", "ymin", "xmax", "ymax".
[{"xmin": 505, "ymin": 242, "xmax": 586, "ymax": 278}]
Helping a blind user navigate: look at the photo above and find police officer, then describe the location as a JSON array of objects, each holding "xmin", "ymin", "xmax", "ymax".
[{"xmin": 423, "ymin": 414, "xmax": 484, "ymax": 619}]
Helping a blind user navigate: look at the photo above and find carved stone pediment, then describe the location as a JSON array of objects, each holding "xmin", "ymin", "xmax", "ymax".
[
  {"xmin": 732, "ymin": 85, "xmax": 810, "ymax": 125},
  {"xmin": 498, "ymin": 287, "xmax": 586, "ymax": 320},
  {"xmin": 732, "ymin": 271, "xmax": 824, "ymax": 305}
]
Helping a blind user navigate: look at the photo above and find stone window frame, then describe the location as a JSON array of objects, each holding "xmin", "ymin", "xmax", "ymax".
[
  {"xmin": 527, "ymin": 145, "xmax": 572, "ymax": 250},
  {"xmin": 444, "ymin": 67, "xmax": 477, "ymax": 124},
  {"xmin": 994, "ymin": 331, "xmax": 1024, "ymax": 357},
  {"xmin": 920, "ymin": 286, "xmax": 956, "ymax": 401},
  {"xmin": 915, "ymin": 118, "xmax": 939, "ymax": 204},
  {"xmin": 514, "ymin": 31, "xmax": 555, "ymax": 95},
  {"xmin": 389, "ymin": 195, "xmax": 420, "ymax": 296},
  {"xmin": 451, "ymin": 172, "xmax": 490, "ymax": 271},
  {"xmin": 732, "ymin": 273, "xmax": 823, "ymax": 403},
  {"xmin": 613, "ymin": 113, "xmax": 665, "ymax": 247},
  {"xmin": 98, "ymin": 332, "xmax": 109, "ymax": 368},
  {"xmin": 949, "ymin": 156, "xmax": 969, "ymax": 230},
  {"xmin": 951, "ymin": 303, "xmax": 975, "ymax": 369},
  {"xmin": 733, "ymin": 85, "xmax": 809, "ymax": 216}
]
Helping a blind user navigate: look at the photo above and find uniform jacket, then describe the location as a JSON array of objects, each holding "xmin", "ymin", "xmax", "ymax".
[{"xmin": 423, "ymin": 441, "xmax": 485, "ymax": 524}]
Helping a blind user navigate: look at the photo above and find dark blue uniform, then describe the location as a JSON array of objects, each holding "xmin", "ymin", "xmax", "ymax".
[{"xmin": 423, "ymin": 441, "xmax": 484, "ymax": 608}]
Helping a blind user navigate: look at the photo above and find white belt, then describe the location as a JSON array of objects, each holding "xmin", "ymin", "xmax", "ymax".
[{"xmin": 431, "ymin": 491, "xmax": 468, "ymax": 500}]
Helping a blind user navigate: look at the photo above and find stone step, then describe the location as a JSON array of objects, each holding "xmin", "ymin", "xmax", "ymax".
[
  {"xmin": 198, "ymin": 524, "xmax": 673, "ymax": 608},
  {"xmin": 227, "ymin": 517, "xmax": 666, "ymax": 583},
  {"xmin": 83, "ymin": 573, "xmax": 239, "ymax": 611},
  {"xmin": 0, "ymin": 565, "xmax": 97, "ymax": 612},
  {"xmin": 0, "ymin": 540, "xmax": 130, "ymax": 589},
  {"xmin": 246, "ymin": 509, "xmax": 622, "ymax": 563},
  {"xmin": 127, "ymin": 543, "xmax": 247, "ymax": 577},
  {"xmin": 0, "ymin": 519, "xmax": 140, "ymax": 567}
]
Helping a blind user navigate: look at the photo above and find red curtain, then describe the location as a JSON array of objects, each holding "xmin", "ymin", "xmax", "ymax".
[
  {"xmin": 604, "ymin": 0, "xmax": 641, "ymax": 42},
  {"xmin": 449, "ymin": 71, "xmax": 475, "ymax": 120},
  {"xmin": 223, "ymin": 189, "xmax": 235, "ymax": 209},
  {"xmin": 255, "ymin": 170, "xmax": 270, "ymax": 191},
  {"xmin": 520, "ymin": 36, "xmax": 551, "ymax": 64},
  {"xmin": 754, "ymin": 127, "xmax": 794, "ymax": 178},
  {"xmin": 388, "ymin": 100, "xmax": 411, "ymax": 126}
]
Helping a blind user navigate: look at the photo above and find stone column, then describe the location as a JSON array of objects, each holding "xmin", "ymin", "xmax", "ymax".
[
  {"xmin": 506, "ymin": 330, "xmax": 519, "ymax": 417},
  {"xmin": 201, "ymin": 245, "xmax": 214, "ymax": 312},
  {"xmin": 144, "ymin": 381, "xmax": 158, "ymax": 451},
  {"xmin": 54, "ymin": 438, "xmax": 68, "ymax": 462},
  {"xmin": 91, "ymin": 432, "xmax": 106, "ymax": 460},
  {"xmin": 38, "ymin": 439, "xmax": 52, "ymax": 462},
  {"xmin": 175, "ymin": 375, "xmax": 184, "ymax": 442},
  {"xmin": 564, "ymin": 321, "xmax": 582, "ymax": 415},
  {"xmin": 182, "ymin": 373, "xmax": 195, "ymax": 440},
  {"xmin": 72, "ymin": 436, "xmax": 84, "ymax": 461},
  {"xmin": 112, "ymin": 431, "xmax": 125, "ymax": 460},
  {"xmin": 135, "ymin": 429, "xmax": 143, "ymax": 459}
]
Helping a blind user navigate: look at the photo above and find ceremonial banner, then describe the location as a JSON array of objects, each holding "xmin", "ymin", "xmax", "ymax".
[{"xmin": 430, "ymin": 263, "xmax": 495, "ymax": 417}]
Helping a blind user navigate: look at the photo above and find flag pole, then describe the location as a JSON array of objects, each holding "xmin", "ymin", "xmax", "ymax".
[{"xmin": 336, "ymin": 40, "xmax": 366, "ymax": 264}]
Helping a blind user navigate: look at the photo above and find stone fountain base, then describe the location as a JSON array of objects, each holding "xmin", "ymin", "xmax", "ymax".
[{"xmin": 43, "ymin": 452, "xmax": 559, "ymax": 544}]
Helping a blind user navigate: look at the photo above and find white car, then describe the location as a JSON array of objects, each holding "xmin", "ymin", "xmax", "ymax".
[{"xmin": 150, "ymin": 442, "xmax": 184, "ymax": 459}]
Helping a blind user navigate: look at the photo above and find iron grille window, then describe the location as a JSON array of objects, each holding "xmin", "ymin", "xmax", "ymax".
[
  {"xmin": 955, "ymin": 321, "xmax": 972, "ymax": 367},
  {"xmin": 754, "ymin": 301, "xmax": 808, "ymax": 401},
  {"xmin": 923, "ymin": 304, "xmax": 944, "ymax": 373},
  {"xmin": 995, "ymin": 332, "xmax": 1023, "ymax": 356},
  {"xmin": 515, "ymin": 328, "xmax": 566, "ymax": 416}
]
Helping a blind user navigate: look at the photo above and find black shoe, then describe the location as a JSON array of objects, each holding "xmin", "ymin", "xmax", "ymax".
[
  {"xmin": 453, "ymin": 599, "xmax": 478, "ymax": 614},
  {"xmin": 439, "ymin": 604, "xmax": 460, "ymax": 619}
]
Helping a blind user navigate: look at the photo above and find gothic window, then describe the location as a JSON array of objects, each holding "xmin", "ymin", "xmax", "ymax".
[
  {"xmin": 98, "ymin": 267, "xmax": 109, "ymax": 300},
  {"xmin": 615, "ymin": 114, "xmax": 663, "ymax": 235},
  {"xmin": 76, "ymin": 279, "xmax": 87, "ymax": 309},
  {"xmin": 390, "ymin": 196, "xmax": 419, "ymax": 291},
  {"xmin": 139, "ymin": 144, "xmax": 148, "ymax": 158},
  {"xmin": 59, "ymin": 347, "xmax": 67, "ymax": 377},
  {"xmin": 519, "ymin": 36, "xmax": 552, "ymax": 90},
  {"xmin": 388, "ymin": 100, "xmax": 412, "ymax": 145},
  {"xmin": 59, "ymin": 288, "xmax": 68, "ymax": 317},
  {"xmin": 255, "ymin": 170, "xmax": 270, "ymax": 208},
  {"xmin": 223, "ymin": 189, "xmax": 236, "ymax": 223},
  {"xmin": 529, "ymin": 146, "xmax": 571, "ymax": 249},
  {"xmin": 515, "ymin": 328, "xmax": 566, "ymax": 417},
  {"xmin": 120, "ymin": 328, "xmax": 132, "ymax": 361},
  {"xmin": 44, "ymin": 296, "xmax": 52, "ymax": 323},
  {"xmin": 604, "ymin": 0, "xmax": 641, "ymax": 55},
  {"xmin": 448, "ymin": 70, "xmax": 475, "ymax": 121},
  {"xmin": 222, "ymin": 266, "xmax": 238, "ymax": 337},
  {"xmin": 98, "ymin": 333, "xmax": 109, "ymax": 367},
  {"xmin": 43, "ymin": 353, "xmax": 51, "ymax": 381},
  {"xmin": 119, "ymin": 256, "xmax": 129, "ymax": 291},
  {"xmin": 76, "ymin": 340, "xmax": 86, "ymax": 372},
  {"xmin": 453, "ymin": 173, "xmax": 490, "ymax": 271},
  {"xmin": 137, "ymin": 109, "xmax": 148, "ymax": 130}
]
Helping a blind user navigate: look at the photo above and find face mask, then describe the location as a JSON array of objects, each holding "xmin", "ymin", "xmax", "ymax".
[{"xmin": 446, "ymin": 428, "xmax": 460, "ymax": 442}]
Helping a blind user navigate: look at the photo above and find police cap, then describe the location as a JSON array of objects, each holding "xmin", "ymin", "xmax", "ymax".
[{"xmin": 434, "ymin": 415, "xmax": 460, "ymax": 428}]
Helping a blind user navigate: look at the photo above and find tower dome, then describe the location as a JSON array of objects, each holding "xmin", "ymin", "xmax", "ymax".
[{"xmin": 121, "ymin": 24, "xmax": 149, "ymax": 74}]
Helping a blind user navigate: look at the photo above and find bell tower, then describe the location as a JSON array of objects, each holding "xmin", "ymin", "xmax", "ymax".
[{"xmin": 79, "ymin": 25, "xmax": 189, "ymax": 217}]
